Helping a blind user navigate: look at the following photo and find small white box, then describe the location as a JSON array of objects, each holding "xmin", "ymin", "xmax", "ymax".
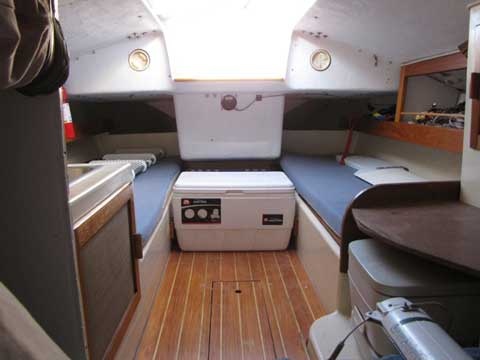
[{"xmin": 172, "ymin": 171, "xmax": 295, "ymax": 251}]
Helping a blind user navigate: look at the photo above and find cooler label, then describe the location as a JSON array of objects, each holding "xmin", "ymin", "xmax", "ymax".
[
  {"xmin": 181, "ymin": 198, "xmax": 221, "ymax": 224},
  {"xmin": 262, "ymin": 214, "xmax": 283, "ymax": 225}
]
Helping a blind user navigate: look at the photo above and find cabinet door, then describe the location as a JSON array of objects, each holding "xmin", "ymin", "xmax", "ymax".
[{"xmin": 74, "ymin": 185, "xmax": 141, "ymax": 359}]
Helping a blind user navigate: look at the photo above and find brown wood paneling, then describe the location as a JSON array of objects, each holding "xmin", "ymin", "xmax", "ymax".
[
  {"xmin": 358, "ymin": 119, "xmax": 464, "ymax": 153},
  {"xmin": 74, "ymin": 185, "xmax": 133, "ymax": 248},
  {"xmin": 136, "ymin": 251, "xmax": 324, "ymax": 360},
  {"xmin": 340, "ymin": 181, "xmax": 461, "ymax": 273},
  {"xmin": 74, "ymin": 185, "xmax": 141, "ymax": 359},
  {"xmin": 394, "ymin": 66, "xmax": 407, "ymax": 123},
  {"xmin": 353, "ymin": 201, "xmax": 480, "ymax": 276},
  {"xmin": 403, "ymin": 52, "xmax": 467, "ymax": 77}
]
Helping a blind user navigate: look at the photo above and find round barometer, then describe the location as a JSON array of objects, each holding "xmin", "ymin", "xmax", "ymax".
[
  {"xmin": 128, "ymin": 49, "xmax": 150, "ymax": 71},
  {"xmin": 310, "ymin": 49, "xmax": 331, "ymax": 71}
]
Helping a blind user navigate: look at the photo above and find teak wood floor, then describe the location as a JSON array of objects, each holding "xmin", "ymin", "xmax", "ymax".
[{"xmin": 136, "ymin": 251, "xmax": 325, "ymax": 360}]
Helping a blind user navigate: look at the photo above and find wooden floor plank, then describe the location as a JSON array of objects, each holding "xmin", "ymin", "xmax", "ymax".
[
  {"xmin": 136, "ymin": 251, "xmax": 322, "ymax": 360},
  {"xmin": 260, "ymin": 252, "xmax": 310, "ymax": 360},
  {"xmin": 220, "ymin": 252, "xmax": 236, "ymax": 281},
  {"xmin": 241, "ymin": 282, "xmax": 277, "ymax": 360},
  {"xmin": 136, "ymin": 252, "xmax": 181, "ymax": 359},
  {"xmin": 287, "ymin": 250, "xmax": 326, "ymax": 319},
  {"xmin": 153, "ymin": 252, "xmax": 195, "ymax": 359},
  {"xmin": 275, "ymin": 252, "xmax": 318, "ymax": 337},
  {"xmin": 177, "ymin": 253, "xmax": 208, "ymax": 360},
  {"xmin": 248, "ymin": 253, "xmax": 287, "ymax": 359}
]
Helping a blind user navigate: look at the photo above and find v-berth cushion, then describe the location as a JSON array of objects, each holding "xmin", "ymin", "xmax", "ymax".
[
  {"xmin": 280, "ymin": 154, "xmax": 370, "ymax": 235},
  {"xmin": 133, "ymin": 158, "xmax": 181, "ymax": 245}
]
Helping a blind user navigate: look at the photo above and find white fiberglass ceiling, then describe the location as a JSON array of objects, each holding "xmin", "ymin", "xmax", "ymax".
[
  {"xmin": 297, "ymin": 0, "xmax": 472, "ymax": 63},
  {"xmin": 147, "ymin": 0, "xmax": 315, "ymax": 80}
]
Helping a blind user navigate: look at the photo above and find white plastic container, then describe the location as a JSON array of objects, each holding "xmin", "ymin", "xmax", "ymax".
[
  {"xmin": 348, "ymin": 239, "xmax": 480, "ymax": 358},
  {"xmin": 172, "ymin": 171, "xmax": 295, "ymax": 251}
]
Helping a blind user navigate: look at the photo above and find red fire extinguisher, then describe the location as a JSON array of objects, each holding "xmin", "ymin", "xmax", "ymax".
[{"xmin": 61, "ymin": 87, "xmax": 76, "ymax": 140}]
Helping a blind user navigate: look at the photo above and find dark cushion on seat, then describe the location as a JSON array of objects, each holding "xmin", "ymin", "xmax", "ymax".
[
  {"xmin": 133, "ymin": 158, "xmax": 181, "ymax": 245},
  {"xmin": 280, "ymin": 154, "xmax": 370, "ymax": 235}
]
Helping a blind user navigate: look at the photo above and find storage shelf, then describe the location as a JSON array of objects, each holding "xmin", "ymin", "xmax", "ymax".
[
  {"xmin": 400, "ymin": 112, "xmax": 465, "ymax": 119},
  {"xmin": 358, "ymin": 119, "xmax": 464, "ymax": 153}
]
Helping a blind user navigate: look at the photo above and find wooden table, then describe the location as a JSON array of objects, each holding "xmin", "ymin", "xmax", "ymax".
[{"xmin": 353, "ymin": 201, "xmax": 480, "ymax": 277}]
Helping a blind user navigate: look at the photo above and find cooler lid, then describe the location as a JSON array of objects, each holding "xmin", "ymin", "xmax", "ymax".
[
  {"xmin": 349, "ymin": 239, "xmax": 480, "ymax": 297},
  {"xmin": 173, "ymin": 171, "xmax": 295, "ymax": 193}
]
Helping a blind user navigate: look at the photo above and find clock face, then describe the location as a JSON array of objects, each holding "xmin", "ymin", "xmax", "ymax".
[
  {"xmin": 128, "ymin": 49, "xmax": 150, "ymax": 71},
  {"xmin": 310, "ymin": 49, "xmax": 331, "ymax": 71}
]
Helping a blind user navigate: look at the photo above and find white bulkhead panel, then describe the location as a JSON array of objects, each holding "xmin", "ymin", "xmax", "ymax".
[
  {"xmin": 66, "ymin": 33, "xmax": 173, "ymax": 99},
  {"xmin": 174, "ymin": 94, "xmax": 284, "ymax": 160}
]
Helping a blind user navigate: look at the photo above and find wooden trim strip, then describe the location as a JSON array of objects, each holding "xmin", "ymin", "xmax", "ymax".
[
  {"xmin": 358, "ymin": 119, "xmax": 464, "ymax": 153},
  {"xmin": 286, "ymin": 253, "xmax": 316, "ymax": 321},
  {"xmin": 233, "ymin": 254, "xmax": 245, "ymax": 360},
  {"xmin": 403, "ymin": 52, "xmax": 467, "ymax": 77},
  {"xmin": 196, "ymin": 253, "xmax": 209, "ymax": 360},
  {"xmin": 74, "ymin": 184, "xmax": 132, "ymax": 248},
  {"xmin": 152, "ymin": 252, "xmax": 183, "ymax": 359},
  {"xmin": 175, "ymin": 253, "xmax": 196, "ymax": 359},
  {"xmin": 273, "ymin": 253, "xmax": 310, "ymax": 359},
  {"xmin": 260, "ymin": 254, "xmax": 288, "ymax": 358},
  {"xmin": 247, "ymin": 254, "xmax": 268, "ymax": 360},
  {"xmin": 219, "ymin": 281, "xmax": 223, "ymax": 360}
]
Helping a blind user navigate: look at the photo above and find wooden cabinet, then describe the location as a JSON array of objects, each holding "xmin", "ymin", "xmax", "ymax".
[{"xmin": 73, "ymin": 184, "xmax": 142, "ymax": 359}]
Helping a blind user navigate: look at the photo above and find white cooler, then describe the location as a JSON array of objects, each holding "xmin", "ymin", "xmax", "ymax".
[{"xmin": 172, "ymin": 171, "xmax": 295, "ymax": 251}]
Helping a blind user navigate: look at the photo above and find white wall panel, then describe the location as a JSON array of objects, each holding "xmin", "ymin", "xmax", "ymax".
[
  {"xmin": 286, "ymin": 32, "xmax": 399, "ymax": 93},
  {"xmin": 174, "ymin": 94, "xmax": 284, "ymax": 160},
  {"xmin": 66, "ymin": 33, "xmax": 173, "ymax": 99}
]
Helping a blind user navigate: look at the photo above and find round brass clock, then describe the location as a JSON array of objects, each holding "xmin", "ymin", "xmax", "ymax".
[
  {"xmin": 310, "ymin": 49, "xmax": 331, "ymax": 71},
  {"xmin": 128, "ymin": 49, "xmax": 150, "ymax": 72}
]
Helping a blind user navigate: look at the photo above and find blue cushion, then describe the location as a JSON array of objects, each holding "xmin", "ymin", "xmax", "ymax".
[
  {"xmin": 133, "ymin": 158, "xmax": 181, "ymax": 244},
  {"xmin": 280, "ymin": 154, "xmax": 370, "ymax": 235}
]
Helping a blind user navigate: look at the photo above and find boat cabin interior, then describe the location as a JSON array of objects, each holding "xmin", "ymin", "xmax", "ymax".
[{"xmin": 2, "ymin": 1, "xmax": 480, "ymax": 359}]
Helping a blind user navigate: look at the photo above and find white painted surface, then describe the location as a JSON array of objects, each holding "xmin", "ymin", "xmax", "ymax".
[
  {"xmin": 174, "ymin": 94, "xmax": 284, "ymax": 160},
  {"xmin": 354, "ymin": 133, "xmax": 462, "ymax": 181},
  {"xmin": 295, "ymin": 195, "xmax": 340, "ymax": 314},
  {"xmin": 309, "ymin": 311, "xmax": 361, "ymax": 360},
  {"xmin": 60, "ymin": 0, "xmax": 472, "ymax": 97},
  {"xmin": 59, "ymin": 0, "xmax": 160, "ymax": 56},
  {"xmin": 94, "ymin": 133, "xmax": 180, "ymax": 157},
  {"xmin": 286, "ymin": 32, "xmax": 399, "ymax": 93},
  {"xmin": 66, "ymin": 33, "xmax": 173, "ymax": 99},
  {"xmin": 298, "ymin": 0, "xmax": 472, "ymax": 63},
  {"xmin": 461, "ymin": 5, "xmax": 480, "ymax": 207}
]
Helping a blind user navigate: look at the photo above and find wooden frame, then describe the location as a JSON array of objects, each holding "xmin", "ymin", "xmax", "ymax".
[
  {"xmin": 394, "ymin": 52, "xmax": 467, "ymax": 123},
  {"xmin": 359, "ymin": 52, "xmax": 466, "ymax": 153},
  {"xmin": 73, "ymin": 184, "xmax": 142, "ymax": 359},
  {"xmin": 358, "ymin": 118, "xmax": 464, "ymax": 153}
]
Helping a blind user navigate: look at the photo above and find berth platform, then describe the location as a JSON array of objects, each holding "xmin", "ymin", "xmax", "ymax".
[{"xmin": 136, "ymin": 251, "xmax": 324, "ymax": 359}]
